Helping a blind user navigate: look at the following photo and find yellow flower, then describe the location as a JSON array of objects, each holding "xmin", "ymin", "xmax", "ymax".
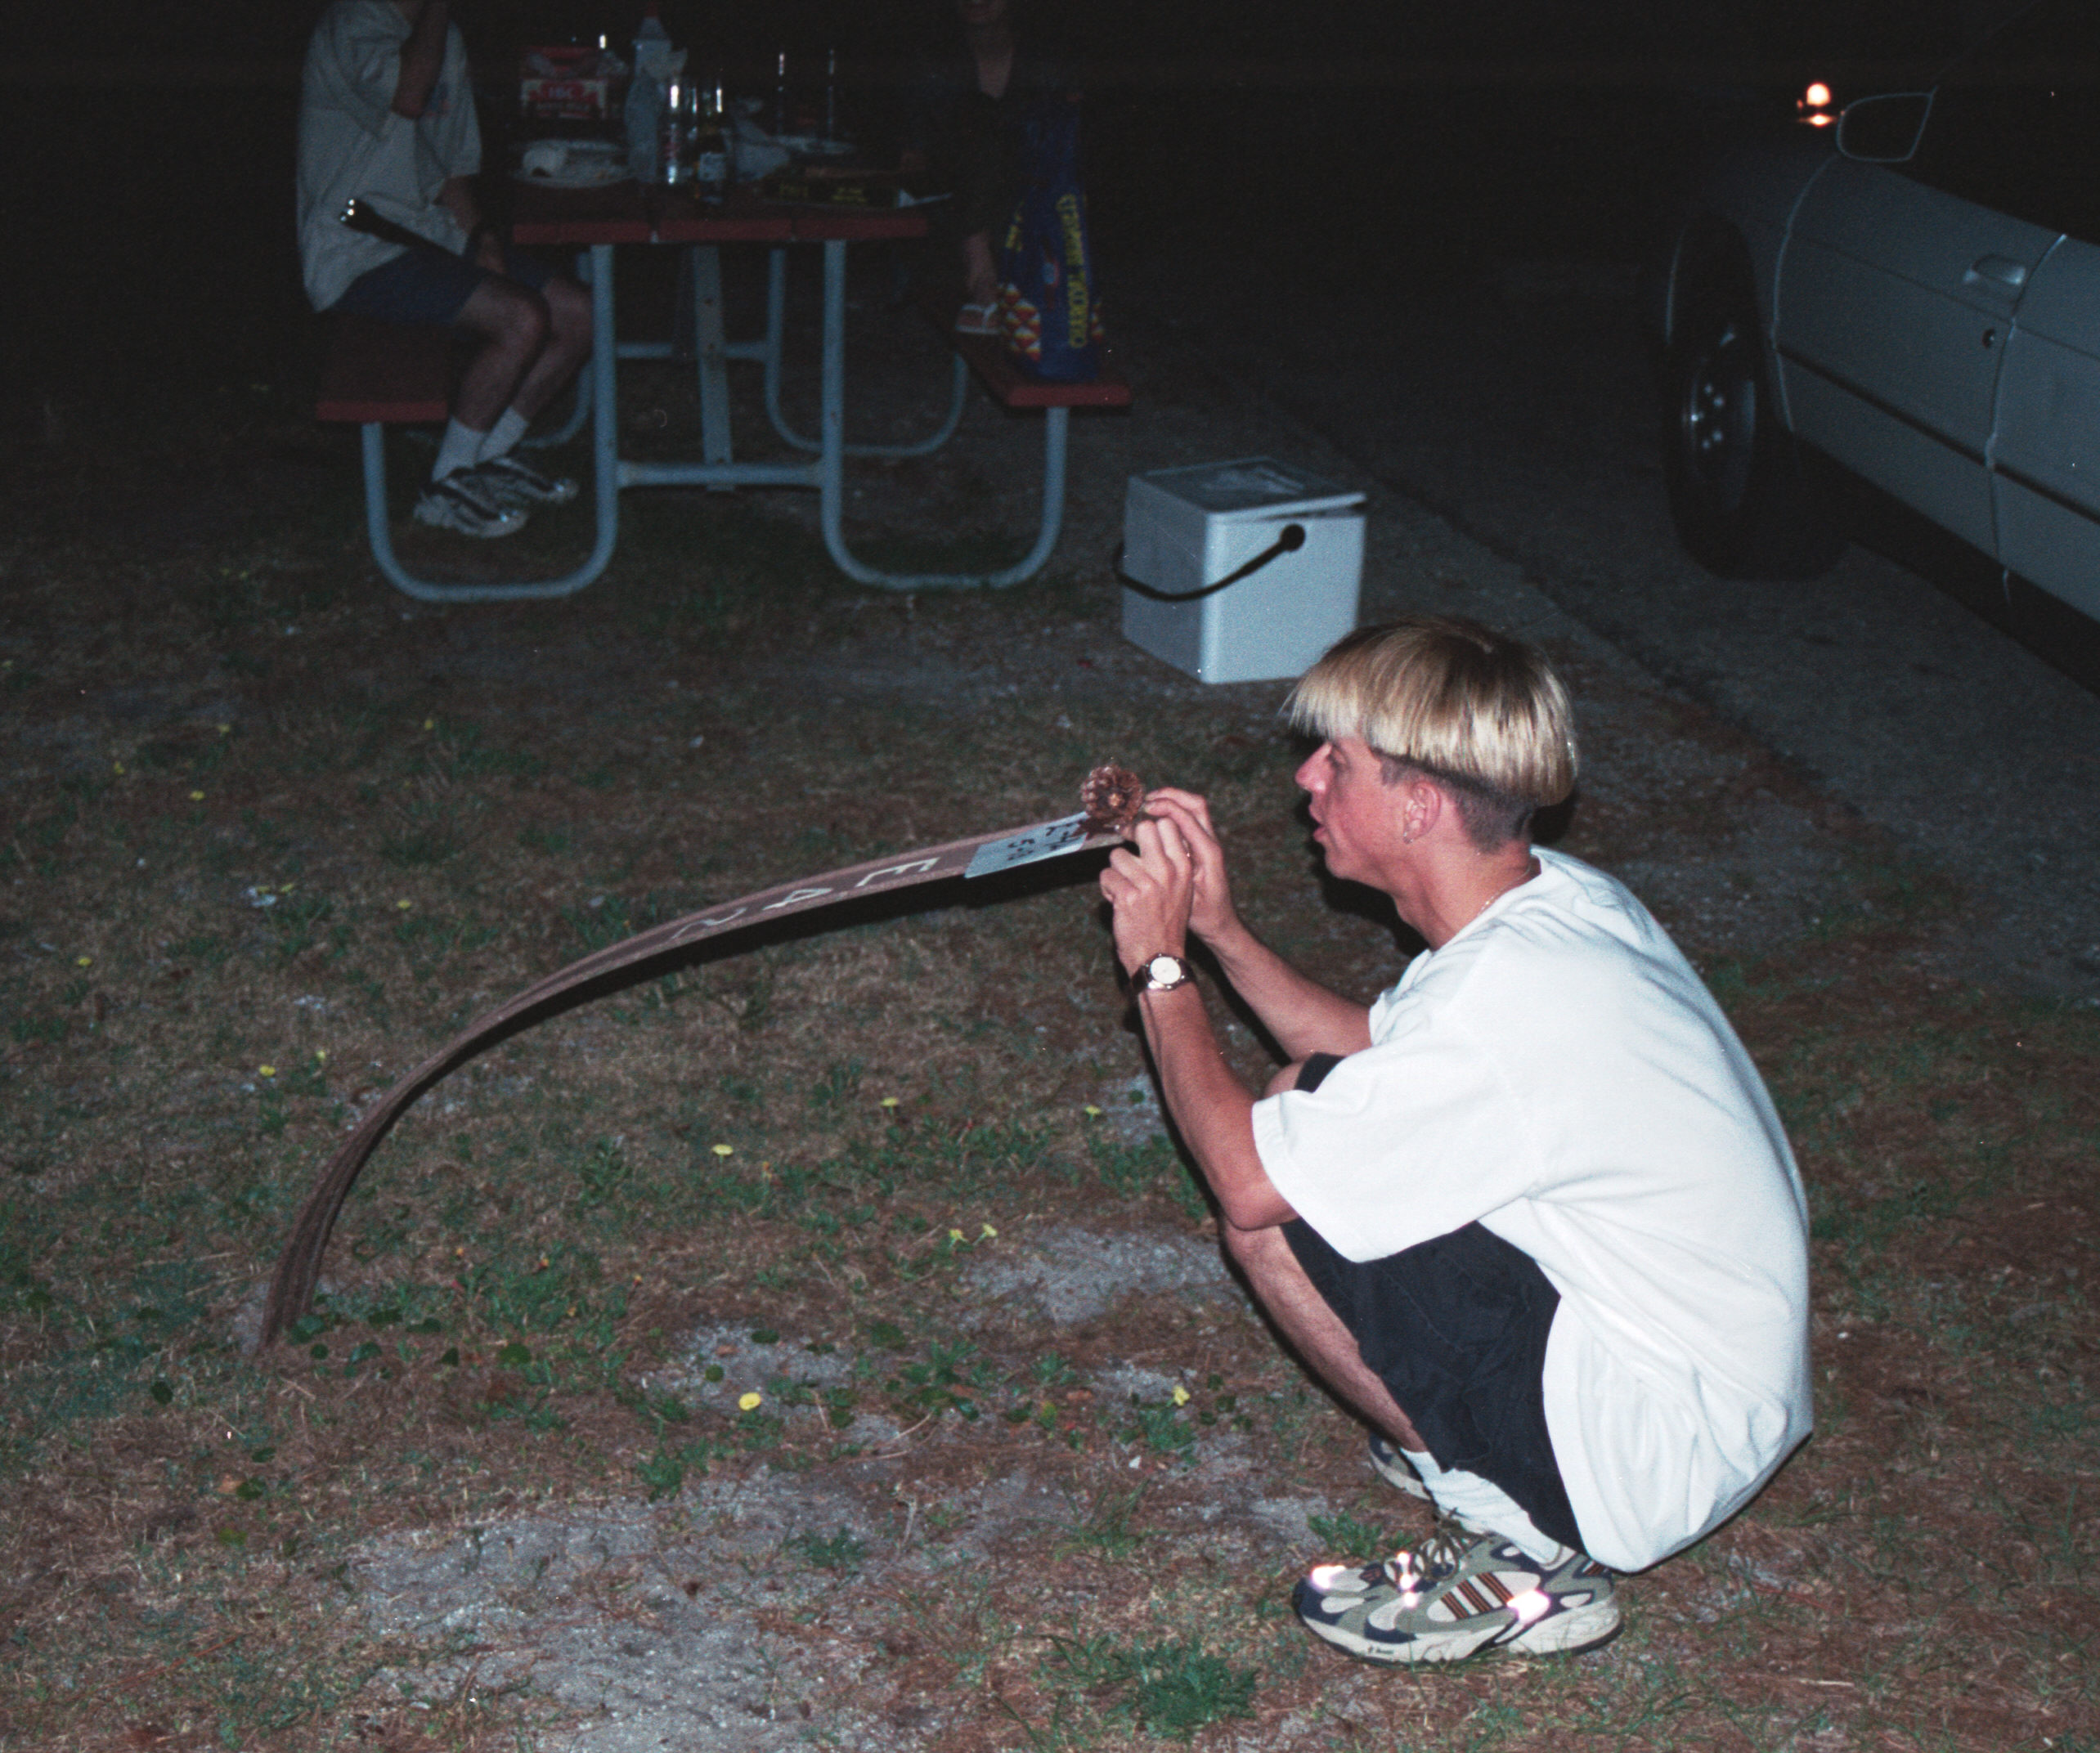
[
  {"xmin": 396, "ymin": 899, "xmax": 412, "ymax": 911},
  {"xmin": 423, "ymin": 718, "xmax": 434, "ymax": 731},
  {"xmin": 711, "ymin": 1143, "xmax": 734, "ymax": 1158},
  {"xmin": 948, "ymin": 1227, "xmax": 965, "ymax": 1242},
  {"xmin": 258, "ymin": 1065, "xmax": 276, "ymax": 1078},
  {"xmin": 980, "ymin": 1223, "xmax": 998, "ymax": 1240},
  {"xmin": 315, "ymin": 1049, "xmax": 328, "ymax": 1063},
  {"xmin": 217, "ymin": 724, "xmax": 230, "ymax": 735},
  {"xmin": 738, "ymin": 1391, "xmax": 763, "ymax": 1411},
  {"xmin": 190, "ymin": 791, "xmax": 205, "ymax": 802},
  {"xmin": 879, "ymin": 1096, "xmax": 900, "ymax": 1109},
  {"xmin": 1171, "ymin": 1385, "xmax": 1191, "ymax": 1406},
  {"xmin": 1084, "ymin": 1104, "xmax": 1103, "ymax": 1118},
  {"xmin": 112, "ymin": 761, "xmax": 124, "ymax": 776},
  {"xmin": 74, "ymin": 956, "xmax": 92, "ymax": 967}
]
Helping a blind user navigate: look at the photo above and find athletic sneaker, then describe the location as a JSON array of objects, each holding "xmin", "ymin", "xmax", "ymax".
[
  {"xmin": 1294, "ymin": 1514, "xmax": 1620, "ymax": 1665},
  {"xmin": 472, "ymin": 454, "xmax": 579, "ymax": 506},
  {"xmin": 1367, "ymin": 1432, "xmax": 1434, "ymax": 1502},
  {"xmin": 413, "ymin": 470, "xmax": 528, "ymax": 539}
]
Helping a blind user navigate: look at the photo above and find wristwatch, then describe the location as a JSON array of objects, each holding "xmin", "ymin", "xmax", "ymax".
[{"xmin": 1133, "ymin": 953, "xmax": 1195, "ymax": 993}]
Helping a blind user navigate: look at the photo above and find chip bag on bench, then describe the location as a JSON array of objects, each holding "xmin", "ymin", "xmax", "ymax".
[{"xmin": 995, "ymin": 96, "xmax": 1104, "ymax": 383}]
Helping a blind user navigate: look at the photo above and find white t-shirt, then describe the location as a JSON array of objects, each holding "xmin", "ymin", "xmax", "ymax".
[
  {"xmin": 1250, "ymin": 849, "xmax": 1812, "ymax": 1573},
  {"xmin": 297, "ymin": 0, "xmax": 482, "ymax": 312}
]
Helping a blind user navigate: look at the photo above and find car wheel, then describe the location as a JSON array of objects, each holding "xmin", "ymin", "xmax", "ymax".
[{"xmin": 1664, "ymin": 273, "xmax": 1844, "ymax": 579}]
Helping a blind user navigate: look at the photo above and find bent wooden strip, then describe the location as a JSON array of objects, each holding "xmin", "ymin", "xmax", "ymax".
[{"xmin": 261, "ymin": 809, "xmax": 1129, "ymax": 1347}]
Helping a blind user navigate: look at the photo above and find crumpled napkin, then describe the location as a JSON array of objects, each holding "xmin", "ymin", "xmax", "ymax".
[{"xmin": 520, "ymin": 141, "xmax": 570, "ymax": 178}]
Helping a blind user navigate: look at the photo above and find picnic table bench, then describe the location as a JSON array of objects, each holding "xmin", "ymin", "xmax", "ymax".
[{"xmin": 314, "ymin": 312, "xmax": 612, "ymax": 603}]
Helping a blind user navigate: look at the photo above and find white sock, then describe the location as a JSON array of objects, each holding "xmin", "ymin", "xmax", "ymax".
[
  {"xmin": 1402, "ymin": 1446, "xmax": 1573, "ymax": 1567},
  {"xmin": 433, "ymin": 418, "xmax": 487, "ymax": 480},
  {"xmin": 478, "ymin": 406, "xmax": 532, "ymax": 462}
]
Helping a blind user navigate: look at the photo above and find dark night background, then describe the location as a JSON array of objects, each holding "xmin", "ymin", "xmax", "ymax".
[{"xmin": 0, "ymin": 0, "xmax": 2017, "ymax": 425}]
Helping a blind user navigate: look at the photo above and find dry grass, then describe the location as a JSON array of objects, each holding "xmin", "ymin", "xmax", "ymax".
[{"xmin": 1, "ymin": 397, "xmax": 2096, "ymax": 1752}]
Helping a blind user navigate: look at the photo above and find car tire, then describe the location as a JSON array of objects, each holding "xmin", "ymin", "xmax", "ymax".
[{"xmin": 1664, "ymin": 269, "xmax": 1845, "ymax": 580}]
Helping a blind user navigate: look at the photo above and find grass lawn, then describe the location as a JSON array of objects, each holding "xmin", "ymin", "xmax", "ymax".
[{"xmin": 1, "ymin": 356, "xmax": 2096, "ymax": 1753}]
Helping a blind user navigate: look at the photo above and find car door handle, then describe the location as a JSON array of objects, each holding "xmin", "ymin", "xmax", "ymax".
[{"xmin": 1966, "ymin": 254, "xmax": 2029, "ymax": 290}]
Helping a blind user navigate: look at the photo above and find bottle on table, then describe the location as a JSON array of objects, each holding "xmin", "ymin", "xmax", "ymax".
[
  {"xmin": 626, "ymin": 2, "xmax": 675, "ymax": 180},
  {"xmin": 693, "ymin": 83, "xmax": 729, "ymax": 192},
  {"xmin": 659, "ymin": 78, "xmax": 689, "ymax": 184}
]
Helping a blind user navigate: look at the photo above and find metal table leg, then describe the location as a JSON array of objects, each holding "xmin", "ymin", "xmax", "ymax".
[
  {"xmin": 689, "ymin": 244, "xmax": 734, "ymax": 482},
  {"xmin": 814, "ymin": 240, "xmax": 1067, "ymax": 590},
  {"xmin": 763, "ymin": 246, "xmax": 968, "ymax": 460}
]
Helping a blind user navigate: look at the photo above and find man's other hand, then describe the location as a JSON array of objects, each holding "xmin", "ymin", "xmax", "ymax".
[
  {"xmin": 392, "ymin": 0, "xmax": 451, "ymax": 120},
  {"xmin": 1101, "ymin": 809, "xmax": 1196, "ymax": 977},
  {"xmin": 1134, "ymin": 788, "xmax": 1241, "ymax": 948}
]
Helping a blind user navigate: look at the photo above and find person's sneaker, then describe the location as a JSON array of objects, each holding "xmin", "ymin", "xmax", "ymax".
[
  {"xmin": 472, "ymin": 454, "xmax": 579, "ymax": 506},
  {"xmin": 413, "ymin": 470, "xmax": 528, "ymax": 539},
  {"xmin": 1368, "ymin": 1432, "xmax": 1434, "ymax": 1502},
  {"xmin": 1294, "ymin": 1515, "xmax": 1620, "ymax": 1665}
]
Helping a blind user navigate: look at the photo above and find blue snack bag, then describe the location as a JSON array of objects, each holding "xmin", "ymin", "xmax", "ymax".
[{"xmin": 994, "ymin": 96, "xmax": 1104, "ymax": 383}]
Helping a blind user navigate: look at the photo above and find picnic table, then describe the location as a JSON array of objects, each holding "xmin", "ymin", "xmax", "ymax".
[{"xmin": 319, "ymin": 181, "xmax": 1127, "ymax": 604}]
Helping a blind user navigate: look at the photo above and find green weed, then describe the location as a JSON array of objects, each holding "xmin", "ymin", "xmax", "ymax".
[
  {"xmin": 787, "ymin": 1527, "xmax": 868, "ymax": 1572},
  {"xmin": 1308, "ymin": 1509, "xmax": 1410, "ymax": 1558},
  {"xmin": 1041, "ymin": 1634, "xmax": 1258, "ymax": 1739},
  {"xmin": 1058, "ymin": 1486, "xmax": 1146, "ymax": 1558}
]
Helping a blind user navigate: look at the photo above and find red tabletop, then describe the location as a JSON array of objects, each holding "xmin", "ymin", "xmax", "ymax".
[
  {"xmin": 511, "ymin": 182, "xmax": 927, "ymax": 248},
  {"xmin": 509, "ymin": 181, "xmax": 654, "ymax": 245}
]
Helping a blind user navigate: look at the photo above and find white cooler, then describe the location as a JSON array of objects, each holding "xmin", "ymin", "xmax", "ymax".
[{"xmin": 1120, "ymin": 458, "xmax": 1366, "ymax": 684}]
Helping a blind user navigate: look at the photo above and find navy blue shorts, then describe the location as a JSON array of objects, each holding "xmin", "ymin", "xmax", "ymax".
[
  {"xmin": 330, "ymin": 241, "xmax": 557, "ymax": 327},
  {"xmin": 1283, "ymin": 1052, "xmax": 1583, "ymax": 1552}
]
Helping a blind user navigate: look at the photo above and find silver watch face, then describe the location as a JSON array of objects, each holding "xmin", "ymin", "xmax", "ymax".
[{"xmin": 1145, "ymin": 954, "xmax": 1185, "ymax": 988}]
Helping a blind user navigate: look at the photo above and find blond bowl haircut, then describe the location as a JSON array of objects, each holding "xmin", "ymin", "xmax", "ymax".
[{"xmin": 1286, "ymin": 618, "xmax": 1578, "ymax": 849}]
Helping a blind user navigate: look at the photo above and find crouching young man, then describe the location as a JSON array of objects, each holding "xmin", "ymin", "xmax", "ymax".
[{"xmin": 1098, "ymin": 617, "xmax": 1811, "ymax": 1663}]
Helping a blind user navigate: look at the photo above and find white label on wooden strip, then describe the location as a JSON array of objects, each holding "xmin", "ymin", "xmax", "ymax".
[{"xmin": 963, "ymin": 812, "xmax": 1093, "ymax": 879}]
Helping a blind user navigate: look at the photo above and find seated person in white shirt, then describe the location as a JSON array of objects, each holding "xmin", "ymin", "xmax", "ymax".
[
  {"xmin": 298, "ymin": 0, "xmax": 590, "ymax": 538},
  {"xmin": 1098, "ymin": 616, "xmax": 1811, "ymax": 1665}
]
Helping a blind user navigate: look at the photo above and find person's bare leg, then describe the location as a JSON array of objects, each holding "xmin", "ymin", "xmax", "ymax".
[
  {"xmin": 451, "ymin": 279, "xmax": 550, "ymax": 429},
  {"xmin": 961, "ymin": 229, "xmax": 997, "ymax": 304},
  {"xmin": 504, "ymin": 273, "xmax": 591, "ymax": 422},
  {"xmin": 1223, "ymin": 1218, "xmax": 1425, "ymax": 1451},
  {"xmin": 1227, "ymin": 1059, "xmax": 1426, "ymax": 1450}
]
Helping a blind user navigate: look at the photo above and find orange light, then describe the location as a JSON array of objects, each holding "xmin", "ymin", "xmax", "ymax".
[
  {"xmin": 1806, "ymin": 81, "xmax": 1832, "ymax": 107},
  {"xmin": 1807, "ymin": 113, "xmax": 1833, "ymax": 127}
]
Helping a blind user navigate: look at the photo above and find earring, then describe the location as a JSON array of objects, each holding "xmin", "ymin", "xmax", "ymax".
[{"xmin": 1401, "ymin": 828, "xmax": 1416, "ymax": 845}]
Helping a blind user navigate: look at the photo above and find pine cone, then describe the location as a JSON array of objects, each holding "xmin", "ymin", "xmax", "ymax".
[{"xmin": 1079, "ymin": 764, "xmax": 1147, "ymax": 835}]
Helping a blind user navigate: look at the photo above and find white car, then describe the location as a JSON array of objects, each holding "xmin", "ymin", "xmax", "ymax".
[{"xmin": 1660, "ymin": 0, "xmax": 2100, "ymax": 675}]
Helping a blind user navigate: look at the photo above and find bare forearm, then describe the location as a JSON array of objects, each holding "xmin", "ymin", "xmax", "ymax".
[
  {"xmin": 1137, "ymin": 984, "xmax": 1295, "ymax": 1231},
  {"xmin": 438, "ymin": 177, "xmax": 481, "ymax": 235},
  {"xmin": 1200, "ymin": 918, "xmax": 1371, "ymax": 1060},
  {"xmin": 393, "ymin": 0, "xmax": 449, "ymax": 119}
]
